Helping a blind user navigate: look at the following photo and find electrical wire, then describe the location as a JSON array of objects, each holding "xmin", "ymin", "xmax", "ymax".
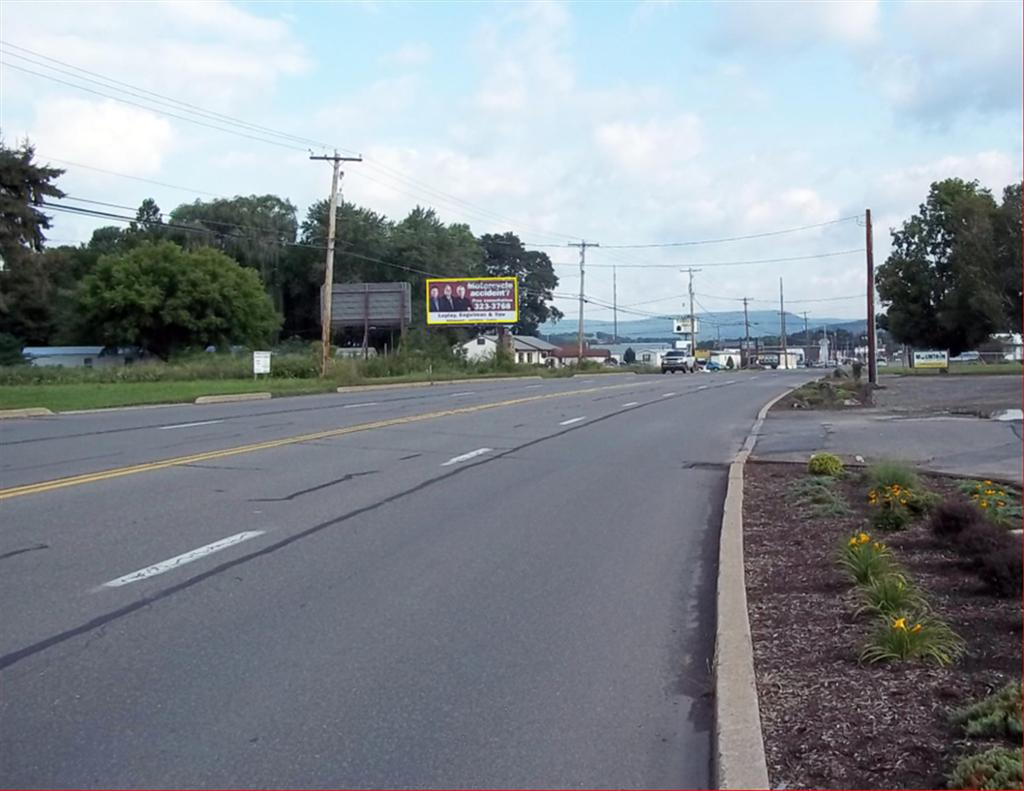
[{"xmin": 553, "ymin": 249, "xmax": 864, "ymax": 269}]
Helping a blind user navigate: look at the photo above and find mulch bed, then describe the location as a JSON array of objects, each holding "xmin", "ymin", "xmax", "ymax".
[{"xmin": 743, "ymin": 461, "xmax": 1022, "ymax": 789}]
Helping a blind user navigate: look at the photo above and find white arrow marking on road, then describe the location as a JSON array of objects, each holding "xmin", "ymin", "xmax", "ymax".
[
  {"xmin": 442, "ymin": 448, "xmax": 492, "ymax": 466},
  {"xmin": 661, "ymin": 393, "xmax": 676, "ymax": 398},
  {"xmin": 559, "ymin": 417, "xmax": 586, "ymax": 426},
  {"xmin": 157, "ymin": 420, "xmax": 224, "ymax": 430},
  {"xmin": 449, "ymin": 391, "xmax": 475, "ymax": 397},
  {"xmin": 343, "ymin": 402, "xmax": 379, "ymax": 409},
  {"xmin": 723, "ymin": 380, "xmax": 737, "ymax": 385},
  {"xmin": 524, "ymin": 384, "xmax": 544, "ymax": 389},
  {"xmin": 100, "ymin": 531, "xmax": 265, "ymax": 588},
  {"xmin": 622, "ymin": 402, "xmax": 639, "ymax": 407},
  {"xmin": 696, "ymin": 385, "xmax": 709, "ymax": 391}
]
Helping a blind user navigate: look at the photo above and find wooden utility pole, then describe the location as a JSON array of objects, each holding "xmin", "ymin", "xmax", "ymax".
[
  {"xmin": 866, "ymin": 208, "xmax": 877, "ymax": 385},
  {"xmin": 779, "ymin": 277, "xmax": 788, "ymax": 369},
  {"xmin": 310, "ymin": 150, "xmax": 362, "ymax": 376},
  {"xmin": 685, "ymin": 267, "xmax": 701, "ymax": 356},
  {"xmin": 742, "ymin": 296, "xmax": 751, "ymax": 368},
  {"xmin": 568, "ymin": 240, "xmax": 599, "ymax": 363}
]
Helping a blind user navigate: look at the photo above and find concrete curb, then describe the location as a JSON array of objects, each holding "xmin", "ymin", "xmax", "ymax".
[
  {"xmin": 714, "ymin": 387, "xmax": 794, "ymax": 790},
  {"xmin": 0, "ymin": 407, "xmax": 54, "ymax": 419},
  {"xmin": 194, "ymin": 392, "xmax": 272, "ymax": 404}
]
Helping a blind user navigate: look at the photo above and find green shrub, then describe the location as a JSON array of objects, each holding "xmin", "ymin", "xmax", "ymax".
[
  {"xmin": 855, "ymin": 572, "xmax": 927, "ymax": 617},
  {"xmin": 951, "ymin": 682, "xmax": 1023, "ymax": 739},
  {"xmin": 866, "ymin": 460, "xmax": 921, "ymax": 491},
  {"xmin": 947, "ymin": 746, "xmax": 1023, "ymax": 790},
  {"xmin": 808, "ymin": 452, "xmax": 844, "ymax": 476},
  {"xmin": 860, "ymin": 613, "xmax": 965, "ymax": 666},
  {"xmin": 838, "ymin": 532, "xmax": 893, "ymax": 584}
]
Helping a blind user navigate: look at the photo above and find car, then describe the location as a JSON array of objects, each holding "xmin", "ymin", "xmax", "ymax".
[
  {"xmin": 704, "ymin": 360, "xmax": 723, "ymax": 371},
  {"xmin": 660, "ymin": 350, "xmax": 695, "ymax": 373}
]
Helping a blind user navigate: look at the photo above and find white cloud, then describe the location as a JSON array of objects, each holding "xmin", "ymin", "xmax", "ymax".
[
  {"xmin": 1, "ymin": 0, "xmax": 310, "ymax": 108},
  {"xmin": 380, "ymin": 43, "xmax": 433, "ymax": 68},
  {"xmin": 872, "ymin": 1, "xmax": 1022, "ymax": 124},
  {"xmin": 30, "ymin": 98, "xmax": 173, "ymax": 175},
  {"xmin": 594, "ymin": 115, "xmax": 702, "ymax": 174},
  {"xmin": 717, "ymin": 0, "xmax": 880, "ymax": 50}
]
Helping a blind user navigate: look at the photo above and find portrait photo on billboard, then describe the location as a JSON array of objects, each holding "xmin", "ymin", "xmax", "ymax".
[{"xmin": 426, "ymin": 277, "xmax": 518, "ymax": 325}]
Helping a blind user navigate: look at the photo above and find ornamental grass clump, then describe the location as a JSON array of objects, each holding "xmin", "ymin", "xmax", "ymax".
[
  {"xmin": 951, "ymin": 681, "xmax": 1023, "ymax": 739},
  {"xmin": 838, "ymin": 532, "xmax": 892, "ymax": 584},
  {"xmin": 866, "ymin": 460, "xmax": 920, "ymax": 491},
  {"xmin": 860, "ymin": 613, "xmax": 965, "ymax": 666},
  {"xmin": 855, "ymin": 572, "xmax": 927, "ymax": 618}
]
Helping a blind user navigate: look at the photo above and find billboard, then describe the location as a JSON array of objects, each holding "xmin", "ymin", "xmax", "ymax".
[
  {"xmin": 426, "ymin": 277, "xmax": 518, "ymax": 325},
  {"xmin": 673, "ymin": 317, "xmax": 699, "ymax": 334},
  {"xmin": 913, "ymin": 349, "xmax": 949, "ymax": 369},
  {"xmin": 325, "ymin": 282, "xmax": 412, "ymax": 329}
]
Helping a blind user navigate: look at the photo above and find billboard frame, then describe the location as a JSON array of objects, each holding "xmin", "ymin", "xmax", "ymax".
[{"xmin": 425, "ymin": 276, "xmax": 519, "ymax": 326}]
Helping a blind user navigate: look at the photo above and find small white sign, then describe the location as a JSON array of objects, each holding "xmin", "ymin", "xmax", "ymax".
[
  {"xmin": 253, "ymin": 350, "xmax": 271, "ymax": 375},
  {"xmin": 912, "ymin": 349, "xmax": 948, "ymax": 369},
  {"xmin": 673, "ymin": 317, "xmax": 699, "ymax": 334}
]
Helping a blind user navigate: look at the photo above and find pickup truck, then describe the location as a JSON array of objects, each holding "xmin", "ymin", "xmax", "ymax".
[{"xmin": 661, "ymin": 349, "xmax": 696, "ymax": 373}]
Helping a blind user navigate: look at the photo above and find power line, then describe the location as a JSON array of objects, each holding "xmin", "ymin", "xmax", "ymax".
[
  {"xmin": 552, "ymin": 249, "xmax": 864, "ymax": 269},
  {"xmin": 3, "ymin": 42, "xmax": 580, "ymax": 244},
  {"xmin": 40, "ymin": 155, "xmax": 227, "ymax": 198},
  {"xmin": 597, "ymin": 217, "xmax": 860, "ymax": 248}
]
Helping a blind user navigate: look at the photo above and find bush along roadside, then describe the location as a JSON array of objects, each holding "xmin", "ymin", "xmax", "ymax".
[{"xmin": 945, "ymin": 682, "xmax": 1024, "ymax": 789}]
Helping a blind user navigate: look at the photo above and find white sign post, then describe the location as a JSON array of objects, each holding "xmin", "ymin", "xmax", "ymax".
[{"xmin": 253, "ymin": 350, "xmax": 272, "ymax": 379}]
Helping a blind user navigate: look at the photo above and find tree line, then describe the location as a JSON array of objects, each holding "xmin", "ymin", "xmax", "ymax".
[{"xmin": 0, "ymin": 141, "xmax": 563, "ymax": 361}]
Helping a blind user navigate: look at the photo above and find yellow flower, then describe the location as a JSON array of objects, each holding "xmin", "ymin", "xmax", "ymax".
[
  {"xmin": 984, "ymin": 480, "xmax": 993, "ymax": 485},
  {"xmin": 911, "ymin": 624, "xmax": 922, "ymax": 634},
  {"xmin": 899, "ymin": 498, "xmax": 908, "ymax": 505},
  {"xmin": 972, "ymin": 493, "xmax": 980, "ymax": 499},
  {"xmin": 980, "ymin": 501, "xmax": 990, "ymax": 509},
  {"xmin": 892, "ymin": 484, "xmax": 901, "ymax": 493},
  {"xmin": 998, "ymin": 490, "xmax": 1006, "ymax": 496},
  {"xmin": 849, "ymin": 537, "xmax": 858, "ymax": 547},
  {"xmin": 998, "ymin": 501, "xmax": 1007, "ymax": 507},
  {"xmin": 873, "ymin": 542, "xmax": 884, "ymax": 550},
  {"xmin": 892, "ymin": 617, "xmax": 907, "ymax": 631},
  {"xmin": 858, "ymin": 532, "xmax": 870, "ymax": 544},
  {"xmin": 985, "ymin": 489, "xmax": 996, "ymax": 496}
]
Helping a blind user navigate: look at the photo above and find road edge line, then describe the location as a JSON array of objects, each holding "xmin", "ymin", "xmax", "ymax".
[{"xmin": 713, "ymin": 386, "xmax": 793, "ymax": 790}]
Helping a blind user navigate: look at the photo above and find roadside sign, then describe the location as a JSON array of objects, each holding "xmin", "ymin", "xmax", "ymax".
[
  {"xmin": 673, "ymin": 317, "xmax": 699, "ymax": 334},
  {"xmin": 253, "ymin": 350, "xmax": 271, "ymax": 376},
  {"xmin": 426, "ymin": 277, "xmax": 518, "ymax": 325},
  {"xmin": 912, "ymin": 349, "xmax": 948, "ymax": 370}
]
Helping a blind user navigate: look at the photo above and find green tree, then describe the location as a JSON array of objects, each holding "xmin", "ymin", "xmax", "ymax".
[
  {"xmin": 623, "ymin": 346, "xmax": 636, "ymax": 364},
  {"xmin": 479, "ymin": 232, "xmax": 563, "ymax": 335},
  {"xmin": 169, "ymin": 195, "xmax": 298, "ymax": 311},
  {"xmin": 995, "ymin": 182, "xmax": 1022, "ymax": 331},
  {"xmin": 875, "ymin": 178, "xmax": 1006, "ymax": 354},
  {"xmin": 0, "ymin": 331, "xmax": 24, "ymax": 365},
  {"xmin": 77, "ymin": 241, "xmax": 280, "ymax": 359},
  {"xmin": 0, "ymin": 141, "xmax": 64, "ymax": 257}
]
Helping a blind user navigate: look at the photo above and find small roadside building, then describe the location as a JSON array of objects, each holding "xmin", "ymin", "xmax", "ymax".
[
  {"xmin": 550, "ymin": 346, "xmax": 612, "ymax": 367},
  {"xmin": 21, "ymin": 346, "xmax": 139, "ymax": 368},
  {"xmin": 458, "ymin": 335, "xmax": 558, "ymax": 365}
]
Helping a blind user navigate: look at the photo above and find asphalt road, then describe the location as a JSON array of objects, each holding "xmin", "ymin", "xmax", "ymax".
[{"xmin": 0, "ymin": 370, "xmax": 811, "ymax": 789}]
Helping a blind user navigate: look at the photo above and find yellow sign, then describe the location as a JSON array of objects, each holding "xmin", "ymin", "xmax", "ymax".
[
  {"xmin": 913, "ymin": 350, "xmax": 949, "ymax": 369},
  {"xmin": 426, "ymin": 277, "xmax": 518, "ymax": 325}
]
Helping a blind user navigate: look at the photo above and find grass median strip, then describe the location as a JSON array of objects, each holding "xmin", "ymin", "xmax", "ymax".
[{"xmin": 0, "ymin": 381, "xmax": 638, "ymax": 501}]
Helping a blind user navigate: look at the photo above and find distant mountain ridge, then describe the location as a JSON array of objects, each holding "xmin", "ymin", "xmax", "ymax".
[{"xmin": 539, "ymin": 311, "xmax": 866, "ymax": 341}]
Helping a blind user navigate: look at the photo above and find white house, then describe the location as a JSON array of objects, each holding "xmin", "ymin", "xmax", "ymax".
[
  {"xmin": 458, "ymin": 335, "xmax": 558, "ymax": 366},
  {"xmin": 21, "ymin": 346, "xmax": 138, "ymax": 368},
  {"xmin": 550, "ymin": 346, "xmax": 613, "ymax": 367},
  {"xmin": 710, "ymin": 349, "xmax": 742, "ymax": 369}
]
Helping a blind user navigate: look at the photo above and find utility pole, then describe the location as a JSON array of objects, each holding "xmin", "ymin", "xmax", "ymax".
[
  {"xmin": 865, "ymin": 208, "xmax": 877, "ymax": 385},
  {"xmin": 612, "ymin": 263, "xmax": 618, "ymax": 344},
  {"xmin": 742, "ymin": 296, "xmax": 751, "ymax": 368},
  {"xmin": 310, "ymin": 150, "xmax": 362, "ymax": 377},
  {"xmin": 685, "ymin": 267, "xmax": 701, "ymax": 356},
  {"xmin": 568, "ymin": 240, "xmax": 599, "ymax": 363},
  {"xmin": 779, "ymin": 277, "xmax": 788, "ymax": 370}
]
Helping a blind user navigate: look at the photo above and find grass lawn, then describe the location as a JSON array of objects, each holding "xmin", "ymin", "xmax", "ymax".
[
  {"xmin": 0, "ymin": 379, "xmax": 337, "ymax": 412},
  {"xmin": 882, "ymin": 362, "xmax": 1022, "ymax": 376},
  {"xmin": 0, "ymin": 366, "xmax": 644, "ymax": 412}
]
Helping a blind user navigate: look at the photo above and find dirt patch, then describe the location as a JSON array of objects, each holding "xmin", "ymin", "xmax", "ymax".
[
  {"xmin": 873, "ymin": 375, "xmax": 1022, "ymax": 417},
  {"xmin": 744, "ymin": 461, "xmax": 1021, "ymax": 789},
  {"xmin": 773, "ymin": 375, "xmax": 874, "ymax": 412}
]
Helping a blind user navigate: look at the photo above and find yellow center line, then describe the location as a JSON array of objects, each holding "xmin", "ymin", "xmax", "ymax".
[{"xmin": 0, "ymin": 381, "xmax": 641, "ymax": 501}]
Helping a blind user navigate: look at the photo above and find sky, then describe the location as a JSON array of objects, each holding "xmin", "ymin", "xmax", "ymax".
[{"xmin": 2, "ymin": 0, "xmax": 1021, "ymax": 325}]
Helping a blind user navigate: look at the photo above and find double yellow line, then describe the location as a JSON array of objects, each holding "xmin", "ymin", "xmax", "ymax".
[{"xmin": 0, "ymin": 382, "xmax": 638, "ymax": 501}]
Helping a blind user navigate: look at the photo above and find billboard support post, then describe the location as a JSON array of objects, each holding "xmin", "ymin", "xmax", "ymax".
[{"xmin": 362, "ymin": 286, "xmax": 370, "ymax": 360}]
